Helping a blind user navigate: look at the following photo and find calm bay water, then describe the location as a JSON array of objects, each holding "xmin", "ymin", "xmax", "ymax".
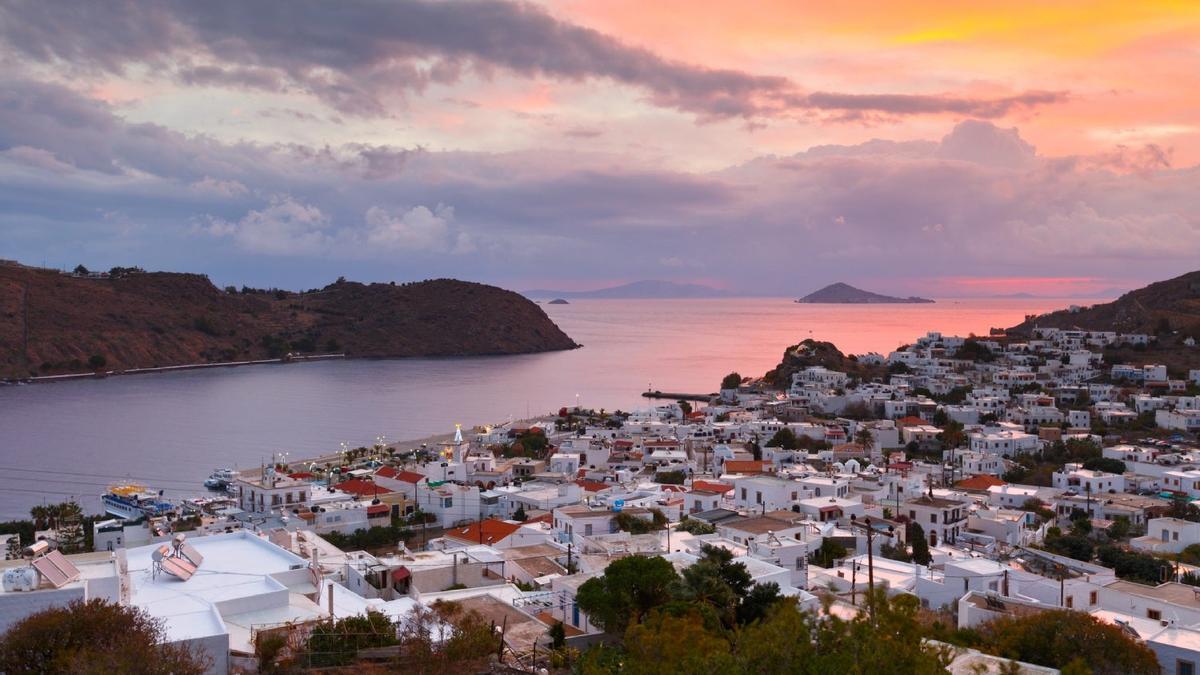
[{"xmin": 0, "ymin": 296, "xmax": 1071, "ymax": 518}]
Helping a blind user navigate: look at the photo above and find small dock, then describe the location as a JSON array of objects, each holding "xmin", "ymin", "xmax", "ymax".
[{"xmin": 642, "ymin": 390, "xmax": 716, "ymax": 402}]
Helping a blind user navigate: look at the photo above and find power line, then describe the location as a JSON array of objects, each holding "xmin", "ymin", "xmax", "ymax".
[
  {"xmin": 0, "ymin": 465, "xmax": 210, "ymax": 487},
  {"xmin": 0, "ymin": 475, "xmax": 207, "ymax": 491}
]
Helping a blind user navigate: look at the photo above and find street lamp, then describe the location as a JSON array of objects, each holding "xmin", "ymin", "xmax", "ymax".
[{"xmin": 850, "ymin": 514, "xmax": 895, "ymax": 621}]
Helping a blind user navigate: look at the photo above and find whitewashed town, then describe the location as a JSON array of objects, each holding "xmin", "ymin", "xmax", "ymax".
[{"xmin": 4, "ymin": 326, "xmax": 1200, "ymax": 673}]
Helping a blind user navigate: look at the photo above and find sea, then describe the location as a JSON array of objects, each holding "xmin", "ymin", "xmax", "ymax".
[{"xmin": 0, "ymin": 296, "xmax": 1075, "ymax": 519}]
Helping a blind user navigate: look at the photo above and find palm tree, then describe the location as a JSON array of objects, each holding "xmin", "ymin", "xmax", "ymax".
[{"xmin": 30, "ymin": 505, "xmax": 48, "ymax": 529}]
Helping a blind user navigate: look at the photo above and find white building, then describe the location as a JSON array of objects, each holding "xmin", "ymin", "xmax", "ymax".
[
  {"xmin": 1157, "ymin": 409, "xmax": 1200, "ymax": 432},
  {"xmin": 1051, "ymin": 464, "xmax": 1126, "ymax": 495},
  {"xmin": 733, "ymin": 476, "xmax": 802, "ymax": 513},
  {"xmin": 904, "ymin": 495, "xmax": 967, "ymax": 546},
  {"xmin": 1132, "ymin": 517, "xmax": 1200, "ymax": 554},
  {"xmin": 968, "ymin": 429, "xmax": 1039, "ymax": 457}
]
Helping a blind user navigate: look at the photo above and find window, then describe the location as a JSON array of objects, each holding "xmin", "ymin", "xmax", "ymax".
[
  {"xmin": 1089, "ymin": 591, "xmax": 1097, "ymax": 605},
  {"xmin": 1148, "ymin": 609, "xmax": 1162, "ymax": 621},
  {"xmin": 443, "ymin": 497, "xmax": 453, "ymax": 508},
  {"xmin": 1175, "ymin": 531, "xmax": 1180, "ymax": 541},
  {"xmin": 1179, "ymin": 659, "xmax": 1196, "ymax": 675},
  {"xmin": 1066, "ymin": 596, "xmax": 1073, "ymax": 609},
  {"xmin": 741, "ymin": 488, "xmax": 747, "ymax": 500},
  {"xmin": 930, "ymin": 513, "xmax": 937, "ymax": 524}
]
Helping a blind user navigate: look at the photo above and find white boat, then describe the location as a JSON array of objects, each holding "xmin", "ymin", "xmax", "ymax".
[
  {"xmin": 102, "ymin": 484, "xmax": 177, "ymax": 520},
  {"xmin": 204, "ymin": 468, "xmax": 236, "ymax": 490}
]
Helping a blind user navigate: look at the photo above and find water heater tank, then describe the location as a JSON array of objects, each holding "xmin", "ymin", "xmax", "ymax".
[{"xmin": 3, "ymin": 566, "xmax": 39, "ymax": 592}]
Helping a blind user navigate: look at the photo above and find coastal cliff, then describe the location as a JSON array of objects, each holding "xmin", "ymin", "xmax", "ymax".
[{"xmin": 0, "ymin": 263, "xmax": 579, "ymax": 377}]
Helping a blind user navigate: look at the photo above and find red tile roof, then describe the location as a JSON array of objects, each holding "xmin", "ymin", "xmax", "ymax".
[
  {"xmin": 896, "ymin": 416, "xmax": 928, "ymax": 427},
  {"xmin": 723, "ymin": 460, "xmax": 773, "ymax": 474},
  {"xmin": 334, "ymin": 478, "xmax": 392, "ymax": 498},
  {"xmin": 691, "ymin": 480, "xmax": 733, "ymax": 493},
  {"xmin": 956, "ymin": 475, "xmax": 1007, "ymax": 491},
  {"xmin": 376, "ymin": 466, "xmax": 425, "ymax": 483},
  {"xmin": 575, "ymin": 479, "xmax": 613, "ymax": 493},
  {"xmin": 445, "ymin": 519, "xmax": 524, "ymax": 545}
]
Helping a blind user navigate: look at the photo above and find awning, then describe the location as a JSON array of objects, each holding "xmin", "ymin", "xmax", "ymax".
[{"xmin": 391, "ymin": 566, "xmax": 411, "ymax": 582}]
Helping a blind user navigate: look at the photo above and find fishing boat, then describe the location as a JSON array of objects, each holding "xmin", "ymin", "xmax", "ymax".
[
  {"xmin": 204, "ymin": 468, "xmax": 237, "ymax": 490},
  {"xmin": 102, "ymin": 484, "xmax": 177, "ymax": 520}
]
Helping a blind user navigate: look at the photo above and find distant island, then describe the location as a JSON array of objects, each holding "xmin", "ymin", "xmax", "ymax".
[
  {"xmin": 523, "ymin": 279, "xmax": 732, "ymax": 299},
  {"xmin": 0, "ymin": 261, "xmax": 578, "ymax": 379},
  {"xmin": 796, "ymin": 282, "xmax": 935, "ymax": 304},
  {"xmin": 547, "ymin": 298, "xmax": 570, "ymax": 305}
]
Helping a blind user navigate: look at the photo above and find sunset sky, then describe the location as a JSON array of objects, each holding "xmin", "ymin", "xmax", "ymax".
[{"xmin": 1, "ymin": 0, "xmax": 1198, "ymax": 296}]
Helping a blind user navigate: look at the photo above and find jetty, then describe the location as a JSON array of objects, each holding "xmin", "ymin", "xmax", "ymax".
[
  {"xmin": 15, "ymin": 353, "xmax": 346, "ymax": 384},
  {"xmin": 642, "ymin": 390, "xmax": 716, "ymax": 402}
]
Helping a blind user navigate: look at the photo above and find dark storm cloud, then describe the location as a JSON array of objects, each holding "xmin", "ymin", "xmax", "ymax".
[{"xmin": 0, "ymin": 0, "xmax": 1065, "ymax": 120}]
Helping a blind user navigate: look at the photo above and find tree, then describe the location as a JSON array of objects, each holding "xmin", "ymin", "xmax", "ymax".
[
  {"xmin": 1168, "ymin": 495, "xmax": 1200, "ymax": 522},
  {"xmin": 677, "ymin": 400, "xmax": 692, "ymax": 417},
  {"xmin": 655, "ymin": 470, "xmax": 686, "ymax": 485},
  {"xmin": 676, "ymin": 518, "xmax": 716, "ymax": 535},
  {"xmin": 721, "ymin": 372, "xmax": 742, "ymax": 390},
  {"xmin": 853, "ymin": 427, "xmax": 874, "ymax": 451},
  {"xmin": 672, "ymin": 544, "xmax": 755, "ymax": 628},
  {"xmin": 55, "ymin": 501, "xmax": 86, "ymax": 554},
  {"xmin": 575, "ymin": 555, "xmax": 679, "ymax": 633},
  {"xmin": 548, "ymin": 620, "xmax": 566, "ymax": 650},
  {"xmin": 938, "ymin": 419, "xmax": 966, "ymax": 450},
  {"xmin": 72, "ymin": 264, "xmax": 89, "ymax": 275},
  {"xmin": 977, "ymin": 609, "xmax": 1159, "ymax": 674},
  {"xmin": 1082, "ymin": 456, "xmax": 1126, "ymax": 475},
  {"xmin": 881, "ymin": 540, "xmax": 912, "ymax": 562},
  {"xmin": 736, "ymin": 582, "xmax": 783, "ymax": 625},
  {"xmin": 809, "ymin": 538, "xmax": 847, "ymax": 568},
  {"xmin": 1180, "ymin": 543, "xmax": 1200, "ymax": 565},
  {"xmin": 87, "ymin": 354, "xmax": 106, "ymax": 371},
  {"xmin": 1097, "ymin": 545, "xmax": 1171, "ymax": 584},
  {"xmin": 0, "ymin": 599, "xmax": 209, "ymax": 674},
  {"xmin": 908, "ymin": 522, "xmax": 932, "ymax": 565},
  {"xmin": 512, "ymin": 504, "xmax": 528, "ymax": 522},
  {"xmin": 764, "ymin": 428, "xmax": 797, "ymax": 450},
  {"xmin": 304, "ymin": 610, "xmax": 397, "ymax": 667},
  {"xmin": 1107, "ymin": 516, "xmax": 1132, "ymax": 541},
  {"xmin": 737, "ymin": 594, "xmax": 951, "ymax": 674},
  {"xmin": 4, "ymin": 532, "xmax": 20, "ymax": 560},
  {"xmin": 618, "ymin": 609, "xmax": 737, "ymax": 675}
]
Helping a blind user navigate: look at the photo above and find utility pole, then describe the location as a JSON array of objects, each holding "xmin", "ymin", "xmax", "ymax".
[
  {"xmin": 851, "ymin": 562, "xmax": 857, "ymax": 606},
  {"xmin": 851, "ymin": 514, "xmax": 895, "ymax": 622}
]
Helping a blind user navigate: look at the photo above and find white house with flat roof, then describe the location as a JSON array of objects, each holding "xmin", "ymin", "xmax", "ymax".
[
  {"xmin": 969, "ymin": 429, "xmax": 1038, "ymax": 457},
  {"xmin": 733, "ymin": 476, "xmax": 802, "ymax": 512},
  {"xmin": 1051, "ymin": 463, "xmax": 1126, "ymax": 495},
  {"xmin": 1163, "ymin": 469, "xmax": 1200, "ymax": 499},
  {"xmin": 1132, "ymin": 517, "xmax": 1200, "ymax": 554}
]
